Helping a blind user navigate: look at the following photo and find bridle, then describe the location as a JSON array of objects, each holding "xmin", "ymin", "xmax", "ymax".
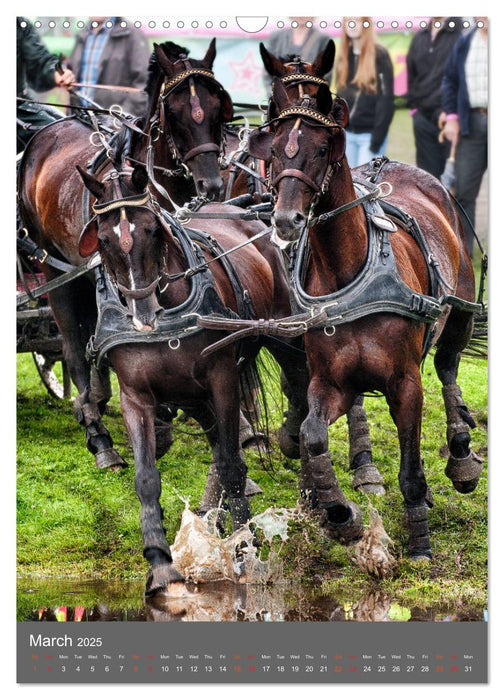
[
  {"xmin": 85, "ymin": 168, "xmax": 171, "ymax": 302},
  {"xmin": 148, "ymin": 56, "xmax": 231, "ymax": 170},
  {"xmin": 266, "ymin": 103, "xmax": 343, "ymax": 204}
]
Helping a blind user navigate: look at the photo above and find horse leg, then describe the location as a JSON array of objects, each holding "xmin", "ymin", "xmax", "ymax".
[
  {"xmin": 48, "ymin": 279, "xmax": 125, "ymax": 469},
  {"xmin": 347, "ymin": 395, "xmax": 385, "ymax": 495},
  {"xmin": 119, "ymin": 389, "xmax": 184, "ymax": 597},
  {"xmin": 208, "ymin": 369, "xmax": 251, "ymax": 530},
  {"xmin": 299, "ymin": 380, "xmax": 363, "ymax": 544},
  {"xmin": 154, "ymin": 403, "xmax": 176, "ymax": 460},
  {"xmin": 387, "ymin": 370, "xmax": 432, "ymax": 559},
  {"xmin": 434, "ymin": 311, "xmax": 483, "ymax": 493},
  {"xmin": 266, "ymin": 338, "xmax": 310, "ymax": 458}
]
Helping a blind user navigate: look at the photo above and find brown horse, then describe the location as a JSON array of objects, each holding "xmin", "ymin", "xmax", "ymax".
[
  {"xmin": 248, "ymin": 80, "xmax": 483, "ymax": 558},
  {"xmin": 224, "ymin": 40, "xmax": 336, "ymax": 201},
  {"xmin": 231, "ymin": 41, "xmax": 384, "ymax": 494},
  {"xmin": 17, "ymin": 40, "xmax": 243, "ymax": 471},
  {"xmin": 75, "ymin": 155, "xmax": 300, "ymax": 594},
  {"xmin": 125, "ymin": 39, "xmax": 233, "ymax": 208}
]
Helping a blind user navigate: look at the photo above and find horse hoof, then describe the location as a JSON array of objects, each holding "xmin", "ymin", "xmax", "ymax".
[
  {"xmin": 322, "ymin": 501, "xmax": 364, "ymax": 545},
  {"xmin": 409, "ymin": 550, "xmax": 432, "ymax": 561},
  {"xmin": 145, "ymin": 564, "xmax": 186, "ymax": 598},
  {"xmin": 241, "ymin": 432, "xmax": 270, "ymax": 451},
  {"xmin": 95, "ymin": 448, "xmax": 127, "ymax": 470},
  {"xmin": 445, "ymin": 450, "xmax": 483, "ymax": 493},
  {"xmin": 352, "ymin": 464, "xmax": 385, "ymax": 496},
  {"xmin": 277, "ymin": 426, "xmax": 300, "ymax": 459},
  {"xmin": 244, "ymin": 477, "xmax": 263, "ymax": 498}
]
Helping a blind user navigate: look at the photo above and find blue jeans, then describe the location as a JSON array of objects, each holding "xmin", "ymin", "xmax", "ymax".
[{"xmin": 345, "ymin": 131, "xmax": 388, "ymax": 169}]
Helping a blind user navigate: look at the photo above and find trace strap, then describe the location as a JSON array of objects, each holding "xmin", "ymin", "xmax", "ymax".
[{"xmin": 16, "ymin": 253, "xmax": 101, "ymax": 308}]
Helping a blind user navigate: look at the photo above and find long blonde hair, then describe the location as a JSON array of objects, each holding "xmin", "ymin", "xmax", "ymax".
[{"xmin": 336, "ymin": 17, "xmax": 378, "ymax": 94}]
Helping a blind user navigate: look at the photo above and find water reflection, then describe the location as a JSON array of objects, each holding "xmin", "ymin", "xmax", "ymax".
[{"xmin": 18, "ymin": 578, "xmax": 485, "ymax": 623}]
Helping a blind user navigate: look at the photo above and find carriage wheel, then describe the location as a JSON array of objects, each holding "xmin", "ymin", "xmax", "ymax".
[{"xmin": 32, "ymin": 352, "xmax": 72, "ymax": 400}]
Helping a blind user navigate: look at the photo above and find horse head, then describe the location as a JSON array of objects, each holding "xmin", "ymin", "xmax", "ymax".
[
  {"xmin": 143, "ymin": 40, "xmax": 233, "ymax": 201},
  {"xmin": 248, "ymin": 78, "xmax": 348, "ymax": 242},
  {"xmin": 77, "ymin": 163, "xmax": 170, "ymax": 332}
]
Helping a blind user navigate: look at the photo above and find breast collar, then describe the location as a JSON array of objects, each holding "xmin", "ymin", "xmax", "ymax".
[
  {"xmin": 86, "ymin": 209, "xmax": 248, "ymax": 368},
  {"xmin": 288, "ymin": 181, "xmax": 447, "ymax": 358}
]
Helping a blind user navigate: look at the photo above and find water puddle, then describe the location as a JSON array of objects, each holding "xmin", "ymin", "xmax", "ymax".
[{"xmin": 17, "ymin": 578, "xmax": 485, "ymax": 623}]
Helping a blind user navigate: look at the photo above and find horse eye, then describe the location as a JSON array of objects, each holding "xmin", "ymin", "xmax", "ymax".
[
  {"xmin": 317, "ymin": 146, "xmax": 328, "ymax": 157},
  {"xmin": 98, "ymin": 236, "xmax": 110, "ymax": 247}
]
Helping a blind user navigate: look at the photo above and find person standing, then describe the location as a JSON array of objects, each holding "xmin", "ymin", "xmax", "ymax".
[
  {"xmin": 440, "ymin": 17, "xmax": 488, "ymax": 255},
  {"xmin": 264, "ymin": 17, "xmax": 334, "ymax": 84},
  {"xmin": 17, "ymin": 17, "xmax": 75, "ymax": 152},
  {"xmin": 68, "ymin": 17, "xmax": 150, "ymax": 117},
  {"xmin": 406, "ymin": 17, "xmax": 462, "ymax": 178},
  {"xmin": 335, "ymin": 17, "xmax": 395, "ymax": 169}
]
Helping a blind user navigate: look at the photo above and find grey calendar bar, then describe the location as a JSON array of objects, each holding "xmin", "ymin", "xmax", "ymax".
[{"xmin": 17, "ymin": 620, "xmax": 487, "ymax": 683}]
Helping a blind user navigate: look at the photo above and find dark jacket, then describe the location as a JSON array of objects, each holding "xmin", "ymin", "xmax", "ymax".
[
  {"xmin": 338, "ymin": 44, "xmax": 394, "ymax": 152},
  {"xmin": 68, "ymin": 18, "xmax": 150, "ymax": 117},
  {"xmin": 406, "ymin": 18, "xmax": 461, "ymax": 123},
  {"xmin": 441, "ymin": 28, "xmax": 482, "ymax": 137},
  {"xmin": 17, "ymin": 17, "xmax": 58, "ymax": 97}
]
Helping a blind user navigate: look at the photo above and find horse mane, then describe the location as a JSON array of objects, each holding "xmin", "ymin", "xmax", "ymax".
[
  {"xmin": 112, "ymin": 129, "xmax": 130, "ymax": 170},
  {"xmin": 144, "ymin": 41, "xmax": 191, "ymax": 98}
]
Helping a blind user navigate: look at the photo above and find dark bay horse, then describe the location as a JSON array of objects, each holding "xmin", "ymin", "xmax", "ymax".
[
  {"xmin": 75, "ymin": 157, "xmax": 299, "ymax": 594},
  {"xmin": 248, "ymin": 80, "xmax": 483, "ymax": 558},
  {"xmin": 17, "ymin": 40, "xmax": 242, "ymax": 471},
  {"xmin": 125, "ymin": 39, "xmax": 233, "ymax": 208},
  {"xmin": 228, "ymin": 41, "xmax": 384, "ymax": 494}
]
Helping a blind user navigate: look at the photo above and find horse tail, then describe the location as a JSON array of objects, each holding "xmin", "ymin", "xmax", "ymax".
[{"xmin": 238, "ymin": 349, "xmax": 277, "ymax": 474}]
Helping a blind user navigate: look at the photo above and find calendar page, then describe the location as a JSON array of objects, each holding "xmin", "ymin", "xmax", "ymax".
[{"xmin": 16, "ymin": 12, "xmax": 488, "ymax": 685}]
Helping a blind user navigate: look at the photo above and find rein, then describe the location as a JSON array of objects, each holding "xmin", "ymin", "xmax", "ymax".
[{"xmin": 308, "ymin": 181, "xmax": 393, "ymax": 226}]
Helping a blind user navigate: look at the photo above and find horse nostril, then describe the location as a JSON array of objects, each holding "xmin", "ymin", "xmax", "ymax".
[
  {"xmin": 196, "ymin": 180, "xmax": 207, "ymax": 197},
  {"xmin": 293, "ymin": 212, "xmax": 306, "ymax": 227}
]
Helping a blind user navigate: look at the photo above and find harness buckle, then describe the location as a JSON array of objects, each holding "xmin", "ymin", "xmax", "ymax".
[
  {"xmin": 175, "ymin": 208, "xmax": 192, "ymax": 225},
  {"xmin": 376, "ymin": 181, "xmax": 393, "ymax": 198}
]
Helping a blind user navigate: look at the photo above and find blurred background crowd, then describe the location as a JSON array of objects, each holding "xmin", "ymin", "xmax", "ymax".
[{"xmin": 17, "ymin": 16, "xmax": 488, "ymax": 253}]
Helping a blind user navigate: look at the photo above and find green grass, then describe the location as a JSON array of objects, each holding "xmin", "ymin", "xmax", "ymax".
[{"xmin": 17, "ymin": 344, "xmax": 487, "ymax": 612}]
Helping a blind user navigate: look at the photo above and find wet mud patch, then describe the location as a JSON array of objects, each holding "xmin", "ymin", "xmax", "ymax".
[{"xmin": 18, "ymin": 577, "xmax": 485, "ymax": 623}]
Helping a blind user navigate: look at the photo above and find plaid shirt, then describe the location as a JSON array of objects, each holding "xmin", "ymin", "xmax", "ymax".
[
  {"xmin": 465, "ymin": 30, "xmax": 488, "ymax": 109},
  {"xmin": 78, "ymin": 18, "xmax": 115, "ymax": 105}
]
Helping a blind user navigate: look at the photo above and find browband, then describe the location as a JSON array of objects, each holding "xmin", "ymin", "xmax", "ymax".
[
  {"xmin": 275, "ymin": 106, "xmax": 338, "ymax": 128},
  {"xmin": 92, "ymin": 191, "xmax": 151, "ymax": 216},
  {"xmin": 160, "ymin": 68, "xmax": 217, "ymax": 96},
  {"xmin": 280, "ymin": 73, "xmax": 329, "ymax": 87}
]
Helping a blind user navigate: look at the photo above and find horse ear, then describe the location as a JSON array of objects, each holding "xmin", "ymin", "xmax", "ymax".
[
  {"xmin": 311, "ymin": 40, "xmax": 335, "ymax": 78},
  {"xmin": 78, "ymin": 219, "xmax": 99, "ymax": 257},
  {"xmin": 316, "ymin": 84, "xmax": 333, "ymax": 115},
  {"xmin": 272, "ymin": 78, "xmax": 290, "ymax": 112},
  {"xmin": 76, "ymin": 165, "xmax": 105, "ymax": 201},
  {"xmin": 259, "ymin": 43, "xmax": 288, "ymax": 77},
  {"xmin": 131, "ymin": 163, "xmax": 149, "ymax": 193},
  {"xmin": 202, "ymin": 38, "xmax": 217, "ymax": 69},
  {"xmin": 154, "ymin": 43, "xmax": 175, "ymax": 78},
  {"xmin": 247, "ymin": 129, "xmax": 274, "ymax": 161},
  {"xmin": 331, "ymin": 128, "xmax": 346, "ymax": 164},
  {"xmin": 220, "ymin": 89, "xmax": 234, "ymax": 122},
  {"xmin": 331, "ymin": 96, "xmax": 349, "ymax": 128}
]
